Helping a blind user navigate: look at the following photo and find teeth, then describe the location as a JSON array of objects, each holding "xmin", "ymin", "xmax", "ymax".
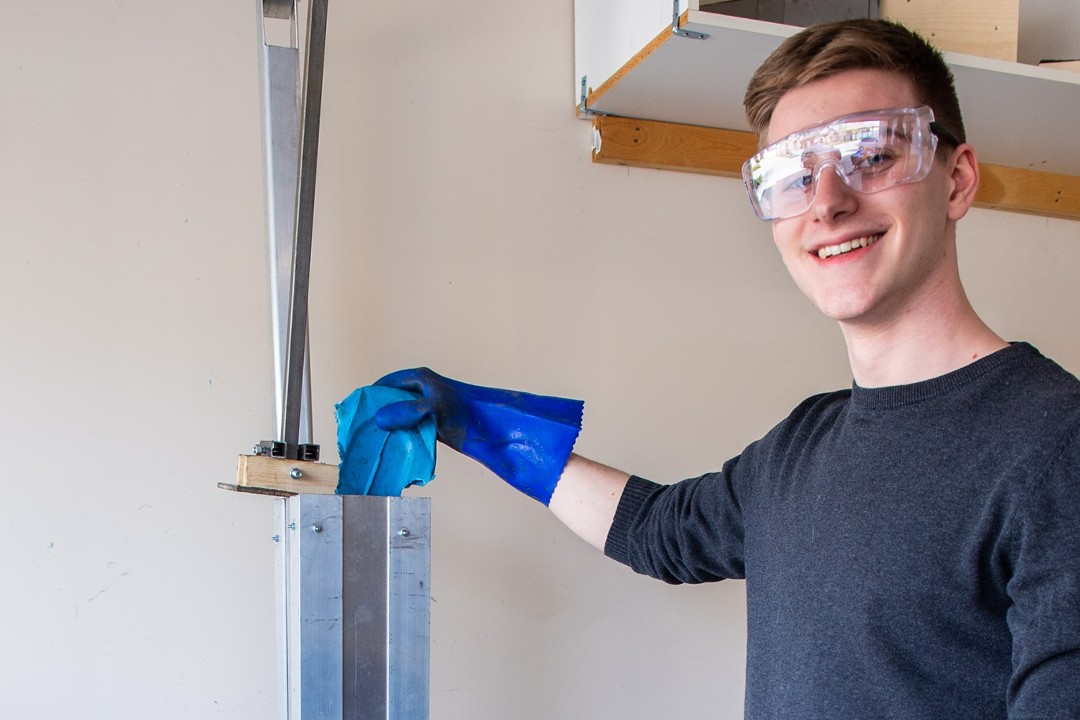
[{"xmin": 817, "ymin": 234, "xmax": 880, "ymax": 259}]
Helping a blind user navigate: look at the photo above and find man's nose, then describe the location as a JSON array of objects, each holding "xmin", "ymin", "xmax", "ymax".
[{"xmin": 811, "ymin": 161, "xmax": 857, "ymax": 222}]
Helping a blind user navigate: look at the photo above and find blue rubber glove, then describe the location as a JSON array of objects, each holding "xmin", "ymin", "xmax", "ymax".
[{"xmin": 374, "ymin": 368, "xmax": 584, "ymax": 505}]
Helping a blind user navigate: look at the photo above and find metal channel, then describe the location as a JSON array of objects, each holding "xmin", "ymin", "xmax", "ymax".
[
  {"xmin": 342, "ymin": 497, "xmax": 431, "ymax": 720},
  {"xmin": 280, "ymin": 0, "xmax": 328, "ymax": 460},
  {"xmin": 274, "ymin": 499, "xmax": 293, "ymax": 719},
  {"xmin": 385, "ymin": 498, "xmax": 431, "ymax": 720},
  {"xmin": 286, "ymin": 494, "xmax": 345, "ymax": 719},
  {"xmin": 258, "ymin": 0, "xmax": 315, "ymax": 452},
  {"xmin": 285, "ymin": 495, "xmax": 431, "ymax": 720},
  {"xmin": 257, "ymin": 0, "xmax": 324, "ymax": 462},
  {"xmin": 259, "ymin": 2, "xmax": 309, "ymax": 712}
]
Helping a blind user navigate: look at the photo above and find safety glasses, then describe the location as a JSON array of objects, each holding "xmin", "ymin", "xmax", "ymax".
[{"xmin": 742, "ymin": 106, "xmax": 958, "ymax": 221}]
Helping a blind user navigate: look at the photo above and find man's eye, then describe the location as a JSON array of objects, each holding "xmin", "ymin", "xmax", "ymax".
[
  {"xmin": 787, "ymin": 172, "xmax": 813, "ymax": 191},
  {"xmin": 859, "ymin": 150, "xmax": 896, "ymax": 171}
]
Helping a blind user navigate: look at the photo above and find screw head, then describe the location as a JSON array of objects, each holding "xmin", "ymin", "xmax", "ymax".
[
  {"xmin": 289, "ymin": 468, "xmax": 303, "ymax": 480},
  {"xmin": 312, "ymin": 524, "xmax": 323, "ymax": 534},
  {"xmin": 398, "ymin": 528, "xmax": 410, "ymax": 537}
]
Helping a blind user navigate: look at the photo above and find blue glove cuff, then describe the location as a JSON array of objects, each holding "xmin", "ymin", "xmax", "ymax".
[{"xmin": 461, "ymin": 390, "xmax": 583, "ymax": 505}]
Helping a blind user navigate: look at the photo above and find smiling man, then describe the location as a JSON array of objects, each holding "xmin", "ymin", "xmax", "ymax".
[
  {"xmin": 746, "ymin": 66, "xmax": 1007, "ymax": 384},
  {"xmin": 374, "ymin": 19, "xmax": 1080, "ymax": 720}
]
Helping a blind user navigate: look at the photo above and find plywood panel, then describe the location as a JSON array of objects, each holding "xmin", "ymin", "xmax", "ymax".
[{"xmin": 881, "ymin": 0, "xmax": 1019, "ymax": 61}]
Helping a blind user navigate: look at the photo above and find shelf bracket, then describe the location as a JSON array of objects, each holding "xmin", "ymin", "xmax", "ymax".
[
  {"xmin": 579, "ymin": 75, "xmax": 598, "ymax": 118},
  {"xmin": 672, "ymin": 1, "xmax": 709, "ymax": 40}
]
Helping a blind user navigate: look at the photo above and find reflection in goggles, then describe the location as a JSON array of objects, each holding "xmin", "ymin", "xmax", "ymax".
[{"xmin": 742, "ymin": 106, "xmax": 946, "ymax": 221}]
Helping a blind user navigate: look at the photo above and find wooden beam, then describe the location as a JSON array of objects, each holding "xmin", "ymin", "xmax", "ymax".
[
  {"xmin": 591, "ymin": 114, "xmax": 1080, "ymax": 221},
  {"xmin": 220, "ymin": 454, "xmax": 338, "ymax": 496},
  {"xmin": 591, "ymin": 114, "xmax": 755, "ymax": 178},
  {"xmin": 976, "ymin": 164, "xmax": 1080, "ymax": 220}
]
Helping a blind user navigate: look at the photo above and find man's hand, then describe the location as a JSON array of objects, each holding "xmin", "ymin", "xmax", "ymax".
[{"xmin": 374, "ymin": 368, "xmax": 583, "ymax": 505}]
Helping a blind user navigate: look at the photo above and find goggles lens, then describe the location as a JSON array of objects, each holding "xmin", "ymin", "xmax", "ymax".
[{"xmin": 742, "ymin": 106, "xmax": 942, "ymax": 221}]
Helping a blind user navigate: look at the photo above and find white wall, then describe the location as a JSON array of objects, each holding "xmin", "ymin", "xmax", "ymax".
[{"xmin": 3, "ymin": 2, "xmax": 1079, "ymax": 719}]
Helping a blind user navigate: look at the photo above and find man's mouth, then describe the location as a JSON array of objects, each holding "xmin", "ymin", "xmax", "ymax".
[{"xmin": 815, "ymin": 233, "xmax": 881, "ymax": 259}]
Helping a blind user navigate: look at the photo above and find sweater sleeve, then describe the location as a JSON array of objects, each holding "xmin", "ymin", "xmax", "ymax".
[
  {"xmin": 1005, "ymin": 424, "xmax": 1080, "ymax": 718},
  {"xmin": 603, "ymin": 458, "xmax": 747, "ymax": 585}
]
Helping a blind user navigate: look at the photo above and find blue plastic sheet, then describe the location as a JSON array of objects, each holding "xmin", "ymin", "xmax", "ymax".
[{"xmin": 335, "ymin": 386, "xmax": 437, "ymax": 496}]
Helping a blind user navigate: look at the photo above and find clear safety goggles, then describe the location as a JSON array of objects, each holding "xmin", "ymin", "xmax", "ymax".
[{"xmin": 742, "ymin": 106, "xmax": 958, "ymax": 221}]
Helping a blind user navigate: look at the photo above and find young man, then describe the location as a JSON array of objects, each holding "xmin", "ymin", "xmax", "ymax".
[{"xmin": 375, "ymin": 19, "xmax": 1080, "ymax": 720}]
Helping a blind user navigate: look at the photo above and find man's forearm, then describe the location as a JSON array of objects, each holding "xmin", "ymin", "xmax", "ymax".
[{"xmin": 548, "ymin": 454, "xmax": 630, "ymax": 551}]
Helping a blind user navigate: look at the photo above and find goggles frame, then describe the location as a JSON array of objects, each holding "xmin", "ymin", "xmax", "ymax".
[{"xmin": 742, "ymin": 106, "xmax": 957, "ymax": 221}]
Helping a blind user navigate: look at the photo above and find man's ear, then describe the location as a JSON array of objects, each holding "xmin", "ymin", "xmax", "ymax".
[{"xmin": 945, "ymin": 144, "xmax": 980, "ymax": 221}]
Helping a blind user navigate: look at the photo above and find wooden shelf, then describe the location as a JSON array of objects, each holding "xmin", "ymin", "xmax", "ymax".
[{"xmin": 576, "ymin": 7, "xmax": 1080, "ymax": 219}]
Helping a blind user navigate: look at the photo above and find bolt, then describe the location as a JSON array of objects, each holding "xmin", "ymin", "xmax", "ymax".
[
  {"xmin": 253, "ymin": 445, "xmax": 269, "ymax": 456},
  {"xmin": 271, "ymin": 535, "xmax": 281, "ymax": 543},
  {"xmin": 312, "ymin": 524, "xmax": 323, "ymax": 534},
  {"xmin": 288, "ymin": 522, "xmax": 297, "ymax": 530},
  {"xmin": 289, "ymin": 468, "xmax": 303, "ymax": 480}
]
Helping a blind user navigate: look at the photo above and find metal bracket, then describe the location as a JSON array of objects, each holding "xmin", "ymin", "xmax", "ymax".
[
  {"xmin": 253, "ymin": 440, "xmax": 320, "ymax": 462},
  {"xmin": 672, "ymin": 0, "xmax": 710, "ymax": 40},
  {"xmin": 579, "ymin": 75, "xmax": 596, "ymax": 118}
]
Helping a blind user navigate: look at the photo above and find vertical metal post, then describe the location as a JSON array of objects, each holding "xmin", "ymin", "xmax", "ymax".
[
  {"xmin": 258, "ymin": 0, "xmax": 311, "ymax": 447},
  {"xmin": 257, "ymin": 0, "xmax": 326, "ymax": 461},
  {"xmin": 282, "ymin": 495, "xmax": 431, "ymax": 720},
  {"xmin": 280, "ymin": 0, "xmax": 328, "ymax": 461}
]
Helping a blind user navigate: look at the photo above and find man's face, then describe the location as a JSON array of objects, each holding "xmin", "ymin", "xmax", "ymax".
[{"xmin": 766, "ymin": 69, "xmax": 959, "ymax": 330}]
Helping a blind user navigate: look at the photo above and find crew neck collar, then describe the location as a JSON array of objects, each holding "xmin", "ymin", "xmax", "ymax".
[{"xmin": 850, "ymin": 342, "xmax": 1036, "ymax": 410}]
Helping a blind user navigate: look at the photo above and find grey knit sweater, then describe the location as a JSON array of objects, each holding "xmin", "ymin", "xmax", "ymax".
[{"xmin": 606, "ymin": 343, "xmax": 1080, "ymax": 719}]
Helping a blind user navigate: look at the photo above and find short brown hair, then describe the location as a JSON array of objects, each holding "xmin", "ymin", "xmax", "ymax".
[{"xmin": 743, "ymin": 19, "xmax": 965, "ymax": 146}]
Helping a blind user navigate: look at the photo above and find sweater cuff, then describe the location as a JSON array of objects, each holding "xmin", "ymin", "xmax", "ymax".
[{"xmin": 604, "ymin": 475, "xmax": 662, "ymax": 565}]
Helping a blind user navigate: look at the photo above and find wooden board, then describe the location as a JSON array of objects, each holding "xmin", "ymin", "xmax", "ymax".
[
  {"xmin": 976, "ymin": 164, "xmax": 1080, "ymax": 220},
  {"xmin": 222, "ymin": 454, "xmax": 339, "ymax": 496},
  {"xmin": 592, "ymin": 114, "xmax": 755, "ymax": 177},
  {"xmin": 591, "ymin": 114, "xmax": 1080, "ymax": 221},
  {"xmin": 880, "ymin": 0, "xmax": 1019, "ymax": 62}
]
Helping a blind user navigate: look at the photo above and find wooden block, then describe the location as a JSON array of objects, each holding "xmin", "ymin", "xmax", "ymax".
[
  {"xmin": 221, "ymin": 454, "xmax": 339, "ymax": 496},
  {"xmin": 880, "ymin": 0, "xmax": 1019, "ymax": 62}
]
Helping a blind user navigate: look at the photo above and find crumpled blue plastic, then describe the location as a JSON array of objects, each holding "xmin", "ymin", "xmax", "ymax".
[{"xmin": 334, "ymin": 385, "xmax": 437, "ymax": 496}]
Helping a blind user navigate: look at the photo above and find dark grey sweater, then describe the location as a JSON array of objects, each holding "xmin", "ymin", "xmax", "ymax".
[{"xmin": 605, "ymin": 343, "xmax": 1080, "ymax": 719}]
